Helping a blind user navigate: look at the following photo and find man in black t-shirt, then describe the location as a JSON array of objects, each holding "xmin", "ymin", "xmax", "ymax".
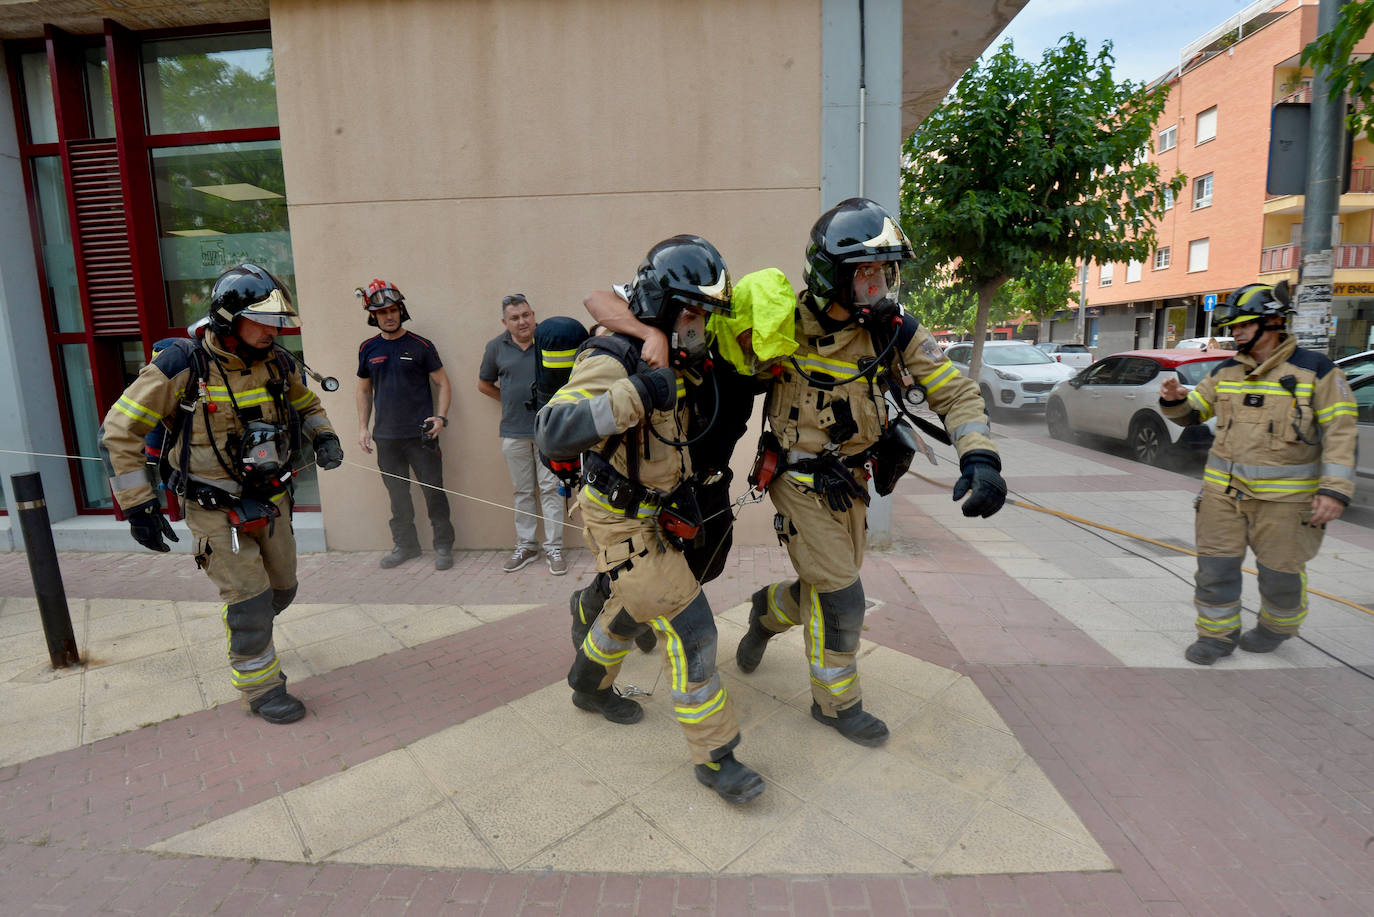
[{"xmin": 355, "ymin": 279, "xmax": 456, "ymax": 570}]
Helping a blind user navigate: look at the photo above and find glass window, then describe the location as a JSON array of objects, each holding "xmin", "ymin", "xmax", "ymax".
[
  {"xmin": 85, "ymin": 47, "xmax": 115, "ymax": 139},
  {"xmin": 150, "ymin": 141, "xmax": 294, "ymax": 328},
  {"xmin": 1163, "ymin": 187, "xmax": 1174, "ymax": 211},
  {"xmin": 1117, "ymin": 358, "xmax": 1161, "ymax": 386},
  {"xmin": 1081, "ymin": 358, "xmax": 1121, "ymax": 385},
  {"xmin": 1158, "ymin": 125, "xmax": 1177, "ymax": 153},
  {"xmin": 31, "ymin": 156, "xmax": 83, "ymax": 333},
  {"xmin": 21, "ymin": 52, "xmax": 57, "ymax": 144},
  {"xmin": 1126, "ymin": 260, "xmax": 1142, "ymax": 283},
  {"xmin": 59, "ymin": 343, "xmax": 112, "ymax": 508},
  {"xmin": 1196, "ymin": 106, "xmax": 1218, "ymax": 144},
  {"xmin": 983, "ymin": 345, "xmax": 1053, "ymax": 367},
  {"xmin": 1087, "ymin": 317, "xmax": 1099, "ymax": 346},
  {"xmin": 272, "ymin": 335, "xmax": 320, "ymax": 505},
  {"xmin": 1189, "ymin": 238, "xmax": 1210, "ymax": 272},
  {"xmin": 1193, "ymin": 173, "xmax": 1213, "ymax": 209},
  {"xmin": 1177, "ymin": 357, "xmax": 1228, "ymax": 386},
  {"xmin": 1154, "ymin": 247, "xmax": 1171, "ymax": 270},
  {"xmin": 1100, "ymin": 263, "xmax": 1114, "ymax": 286},
  {"xmin": 142, "ymin": 33, "xmax": 277, "ymax": 134}
]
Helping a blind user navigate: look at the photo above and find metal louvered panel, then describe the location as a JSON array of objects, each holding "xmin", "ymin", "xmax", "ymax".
[{"xmin": 68, "ymin": 139, "xmax": 140, "ymax": 337}]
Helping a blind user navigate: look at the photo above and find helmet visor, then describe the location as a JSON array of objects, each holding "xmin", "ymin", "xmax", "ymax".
[
  {"xmin": 240, "ymin": 287, "xmax": 301, "ymax": 329},
  {"xmin": 367, "ymin": 288, "xmax": 404, "ymax": 309}
]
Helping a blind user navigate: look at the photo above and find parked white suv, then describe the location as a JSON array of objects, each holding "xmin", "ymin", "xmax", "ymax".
[
  {"xmin": 1034, "ymin": 341, "xmax": 1094, "ymax": 370},
  {"xmin": 945, "ymin": 340, "xmax": 1076, "ymax": 414}
]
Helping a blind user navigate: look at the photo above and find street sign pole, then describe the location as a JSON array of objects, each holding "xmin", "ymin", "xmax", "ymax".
[
  {"xmin": 1203, "ymin": 293, "xmax": 1216, "ymax": 339},
  {"xmin": 1296, "ymin": 0, "xmax": 1345, "ymax": 354}
]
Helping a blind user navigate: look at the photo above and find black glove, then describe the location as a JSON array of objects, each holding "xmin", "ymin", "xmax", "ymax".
[
  {"xmin": 127, "ymin": 500, "xmax": 178, "ymax": 552},
  {"xmin": 313, "ymin": 433, "xmax": 343, "ymax": 470},
  {"xmin": 813, "ymin": 464, "xmax": 869, "ymax": 513},
  {"xmin": 629, "ymin": 367, "xmax": 678, "ymax": 413},
  {"xmin": 952, "ymin": 449, "xmax": 1007, "ymax": 518}
]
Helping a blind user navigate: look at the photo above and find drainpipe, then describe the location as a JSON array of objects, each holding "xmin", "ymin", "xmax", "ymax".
[{"xmin": 857, "ymin": 0, "xmax": 866, "ymax": 196}]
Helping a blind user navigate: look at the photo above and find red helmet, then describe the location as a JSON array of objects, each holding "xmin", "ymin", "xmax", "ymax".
[{"xmin": 356, "ymin": 279, "xmax": 411, "ymax": 326}]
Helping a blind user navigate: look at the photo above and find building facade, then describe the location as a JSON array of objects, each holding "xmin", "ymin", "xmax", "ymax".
[
  {"xmin": 1075, "ymin": 0, "xmax": 1374, "ymax": 360},
  {"xmin": 0, "ymin": 0, "xmax": 1026, "ymax": 551}
]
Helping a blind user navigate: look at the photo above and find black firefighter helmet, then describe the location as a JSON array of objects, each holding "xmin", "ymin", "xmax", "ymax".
[
  {"xmin": 629, "ymin": 235, "xmax": 733, "ymax": 333},
  {"xmin": 803, "ymin": 197, "xmax": 915, "ymax": 313},
  {"xmin": 1214, "ymin": 280, "xmax": 1293, "ymax": 330},
  {"xmin": 207, "ymin": 263, "xmax": 300, "ymax": 336}
]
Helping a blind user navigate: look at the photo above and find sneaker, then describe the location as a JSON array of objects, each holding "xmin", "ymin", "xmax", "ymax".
[
  {"xmin": 380, "ymin": 545, "xmax": 421, "ymax": 569},
  {"xmin": 502, "ymin": 546, "xmax": 539, "ymax": 573},
  {"xmin": 546, "ymin": 549, "xmax": 567, "ymax": 576},
  {"xmin": 434, "ymin": 546, "xmax": 454, "ymax": 571}
]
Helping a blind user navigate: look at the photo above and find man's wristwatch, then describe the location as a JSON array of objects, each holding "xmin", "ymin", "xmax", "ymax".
[{"xmin": 436, "ymin": 416, "xmax": 448, "ymax": 427}]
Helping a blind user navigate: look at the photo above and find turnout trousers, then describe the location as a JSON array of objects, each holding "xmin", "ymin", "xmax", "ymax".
[
  {"xmin": 755, "ymin": 473, "xmax": 869, "ymax": 716},
  {"xmin": 1193, "ymin": 489, "xmax": 1325, "ymax": 641},
  {"xmin": 567, "ymin": 503, "xmax": 741, "ymax": 765},
  {"xmin": 186, "ymin": 499, "xmax": 299, "ymax": 706}
]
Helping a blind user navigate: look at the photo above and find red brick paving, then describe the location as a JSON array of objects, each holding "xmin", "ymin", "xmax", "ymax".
[{"xmin": 3, "ymin": 461, "xmax": 1374, "ymax": 914}]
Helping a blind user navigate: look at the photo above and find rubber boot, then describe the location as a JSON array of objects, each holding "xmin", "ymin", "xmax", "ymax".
[
  {"xmin": 1184, "ymin": 629, "xmax": 1240, "ymax": 665},
  {"xmin": 572, "ymin": 687, "xmax": 643, "ymax": 724},
  {"xmin": 694, "ymin": 752, "xmax": 765, "ymax": 804},
  {"xmin": 735, "ymin": 586, "xmax": 776, "ymax": 674},
  {"xmin": 250, "ymin": 685, "xmax": 307, "ymax": 724},
  {"xmin": 634, "ymin": 626, "xmax": 657, "ymax": 653},
  {"xmin": 1239, "ymin": 624, "xmax": 1291, "ymax": 653},
  {"xmin": 811, "ymin": 701, "xmax": 889, "ymax": 747}
]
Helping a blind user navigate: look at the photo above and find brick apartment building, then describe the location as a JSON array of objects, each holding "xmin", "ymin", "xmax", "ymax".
[{"xmin": 1063, "ymin": 0, "xmax": 1374, "ymax": 359}]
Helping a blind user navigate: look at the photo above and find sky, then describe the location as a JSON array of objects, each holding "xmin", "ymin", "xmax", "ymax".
[{"xmin": 989, "ymin": 0, "xmax": 1265, "ymax": 85}]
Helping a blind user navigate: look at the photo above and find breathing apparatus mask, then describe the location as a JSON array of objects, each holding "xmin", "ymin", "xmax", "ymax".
[
  {"xmin": 234, "ymin": 421, "xmax": 293, "ymax": 490},
  {"xmin": 670, "ymin": 304, "xmax": 713, "ymax": 369}
]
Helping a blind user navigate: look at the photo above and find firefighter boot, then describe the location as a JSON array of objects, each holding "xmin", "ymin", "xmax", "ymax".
[
  {"xmin": 1239, "ymin": 624, "xmax": 1291, "ymax": 653},
  {"xmin": 634, "ymin": 625, "xmax": 657, "ymax": 653},
  {"xmin": 251, "ymin": 685, "xmax": 307, "ymax": 724},
  {"xmin": 1185, "ymin": 629, "xmax": 1240, "ymax": 665},
  {"xmin": 569, "ymin": 587, "xmax": 595, "ymax": 651},
  {"xmin": 572, "ymin": 687, "xmax": 644, "ymax": 724},
  {"xmin": 811, "ymin": 701, "xmax": 889, "ymax": 747},
  {"xmin": 735, "ymin": 586, "xmax": 776, "ymax": 673},
  {"xmin": 694, "ymin": 752, "xmax": 765, "ymax": 804}
]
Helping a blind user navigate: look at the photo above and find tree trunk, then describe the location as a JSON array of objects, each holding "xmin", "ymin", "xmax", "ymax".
[{"xmin": 968, "ymin": 275, "xmax": 1009, "ymax": 383}]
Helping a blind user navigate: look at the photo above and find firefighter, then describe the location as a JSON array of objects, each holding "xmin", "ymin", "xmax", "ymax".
[
  {"xmin": 734, "ymin": 198, "xmax": 1005, "ymax": 746},
  {"xmin": 535, "ymin": 235, "xmax": 765, "ymax": 805},
  {"xmin": 1160, "ymin": 281, "xmax": 1357, "ymax": 664},
  {"xmin": 101, "ymin": 264, "xmax": 343, "ymax": 724}
]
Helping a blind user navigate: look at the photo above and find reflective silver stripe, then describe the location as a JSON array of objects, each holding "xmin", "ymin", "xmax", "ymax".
[
  {"xmin": 235, "ymin": 648, "xmax": 277, "ymax": 672},
  {"xmin": 670, "ymin": 672, "xmax": 724, "ymax": 707},
  {"xmin": 583, "ymin": 617, "xmax": 633, "ymax": 666},
  {"xmin": 1321, "ymin": 463, "xmax": 1356, "ymax": 481},
  {"xmin": 1208, "ymin": 455, "xmax": 1320, "ymax": 481},
  {"xmin": 950, "ymin": 421, "xmax": 989, "ymax": 440},
  {"xmin": 810, "ymin": 662, "xmax": 856, "ymax": 683},
  {"xmin": 301, "ymin": 415, "xmax": 330, "ymax": 438},
  {"xmin": 110, "ymin": 469, "xmax": 149, "ymax": 492},
  {"xmin": 16, "ymin": 499, "xmax": 45, "ymax": 511},
  {"xmin": 590, "ymin": 395, "xmax": 618, "ymax": 437}
]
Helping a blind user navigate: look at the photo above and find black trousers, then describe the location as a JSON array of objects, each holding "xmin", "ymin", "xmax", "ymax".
[{"xmin": 375, "ymin": 437, "xmax": 455, "ymax": 550}]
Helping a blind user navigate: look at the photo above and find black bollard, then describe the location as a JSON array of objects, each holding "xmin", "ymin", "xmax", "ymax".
[{"xmin": 10, "ymin": 472, "xmax": 80, "ymax": 668}]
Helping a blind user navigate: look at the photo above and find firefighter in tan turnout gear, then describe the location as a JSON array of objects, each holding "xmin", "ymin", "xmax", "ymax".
[
  {"xmin": 101, "ymin": 264, "xmax": 343, "ymax": 723},
  {"xmin": 1161, "ymin": 281, "xmax": 1357, "ymax": 665},
  {"xmin": 536, "ymin": 235, "xmax": 765, "ymax": 805},
  {"xmin": 735, "ymin": 198, "xmax": 1006, "ymax": 746}
]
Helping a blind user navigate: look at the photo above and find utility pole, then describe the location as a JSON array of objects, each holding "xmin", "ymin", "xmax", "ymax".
[
  {"xmin": 1295, "ymin": 0, "xmax": 1347, "ymax": 355},
  {"xmin": 1075, "ymin": 262, "xmax": 1089, "ymax": 344}
]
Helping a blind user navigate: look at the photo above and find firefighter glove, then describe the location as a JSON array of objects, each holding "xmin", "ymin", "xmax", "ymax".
[
  {"xmin": 127, "ymin": 500, "xmax": 178, "ymax": 552},
  {"xmin": 313, "ymin": 433, "xmax": 344, "ymax": 470},
  {"xmin": 630, "ymin": 367, "xmax": 677, "ymax": 413},
  {"xmin": 952, "ymin": 449, "xmax": 1006, "ymax": 518},
  {"xmin": 814, "ymin": 465, "xmax": 869, "ymax": 513}
]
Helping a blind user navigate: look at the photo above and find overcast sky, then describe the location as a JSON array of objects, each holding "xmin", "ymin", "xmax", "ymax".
[{"xmin": 990, "ymin": 0, "xmax": 1263, "ymax": 84}]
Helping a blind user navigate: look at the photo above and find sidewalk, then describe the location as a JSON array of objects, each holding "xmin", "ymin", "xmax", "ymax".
[{"xmin": 1, "ymin": 416, "xmax": 1372, "ymax": 915}]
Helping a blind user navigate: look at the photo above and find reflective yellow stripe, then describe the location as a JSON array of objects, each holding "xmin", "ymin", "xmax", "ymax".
[
  {"xmin": 231, "ymin": 657, "xmax": 282, "ymax": 687},
  {"xmin": 114, "ymin": 395, "xmax": 162, "ymax": 424},
  {"xmin": 291, "ymin": 390, "xmax": 317, "ymax": 409},
  {"xmin": 807, "ymin": 587, "xmax": 824, "ymax": 670},
  {"xmin": 1206, "ymin": 466, "xmax": 1319, "ymax": 494},
  {"xmin": 675, "ymin": 686, "xmax": 727, "ymax": 723},
  {"xmin": 1215, "ymin": 380, "xmax": 1314, "ymax": 397},
  {"xmin": 548, "ymin": 387, "xmax": 593, "ymax": 405},
  {"xmin": 811, "ymin": 671, "xmax": 857, "ymax": 696},
  {"xmin": 1186, "ymin": 389, "xmax": 1213, "ymax": 421},
  {"xmin": 583, "ymin": 486, "xmax": 658, "ymax": 518},
  {"xmin": 541, "ymin": 348, "xmax": 577, "ymax": 368},
  {"xmin": 919, "ymin": 362, "xmax": 958, "ymax": 394},
  {"xmin": 768, "ymin": 583, "xmax": 796, "ymax": 628},
  {"xmin": 654, "ymin": 617, "xmax": 689, "ymax": 694},
  {"xmin": 1196, "ymin": 614, "xmax": 1240, "ymax": 633},
  {"xmin": 1316, "ymin": 402, "xmax": 1357, "ymax": 422}
]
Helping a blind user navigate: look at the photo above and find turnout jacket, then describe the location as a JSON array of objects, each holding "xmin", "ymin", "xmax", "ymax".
[
  {"xmin": 535, "ymin": 338, "xmax": 690, "ymax": 498},
  {"xmin": 101, "ymin": 331, "xmax": 335, "ymax": 512},
  {"xmin": 1161, "ymin": 335, "xmax": 1357, "ymax": 504},
  {"xmin": 768, "ymin": 296, "xmax": 996, "ymax": 461}
]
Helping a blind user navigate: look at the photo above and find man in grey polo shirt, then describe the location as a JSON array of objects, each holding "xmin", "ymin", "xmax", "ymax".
[{"xmin": 478, "ymin": 294, "xmax": 567, "ymax": 574}]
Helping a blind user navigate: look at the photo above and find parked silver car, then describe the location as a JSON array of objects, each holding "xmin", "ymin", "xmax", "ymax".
[
  {"xmin": 1034, "ymin": 341, "xmax": 1094, "ymax": 370},
  {"xmin": 946, "ymin": 340, "xmax": 1076, "ymax": 414}
]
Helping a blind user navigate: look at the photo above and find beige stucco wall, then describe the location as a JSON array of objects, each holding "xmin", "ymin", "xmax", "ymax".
[{"xmin": 269, "ymin": 0, "xmax": 823, "ymax": 550}]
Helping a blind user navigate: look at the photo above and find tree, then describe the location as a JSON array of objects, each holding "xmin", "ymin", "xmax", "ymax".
[
  {"xmin": 994, "ymin": 257, "xmax": 1079, "ymax": 340},
  {"xmin": 1301, "ymin": 0, "xmax": 1374, "ymax": 137},
  {"xmin": 905, "ymin": 264, "xmax": 978, "ymax": 337},
  {"xmin": 900, "ymin": 36, "xmax": 1184, "ymax": 379}
]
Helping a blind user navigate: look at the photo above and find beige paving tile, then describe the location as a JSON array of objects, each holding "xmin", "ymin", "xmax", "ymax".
[
  {"xmin": 293, "ymin": 627, "xmax": 405, "ymax": 673},
  {"xmin": 563, "ymin": 705, "xmax": 691, "ymax": 798},
  {"xmin": 509, "ymin": 681, "xmax": 611, "ymax": 748},
  {"xmin": 86, "ymin": 603, "xmax": 177, "ymax": 642},
  {"xmin": 86, "ymin": 598, "xmax": 176, "ymax": 623},
  {"xmin": 153, "ymin": 796, "xmax": 305, "ymax": 862},
  {"xmin": 284, "ymin": 752, "xmax": 445, "ymax": 860},
  {"xmin": 931, "ymin": 801, "xmax": 1114, "ymax": 875},
  {"xmin": 738, "ymin": 704, "xmax": 857, "ymax": 802},
  {"xmin": 0, "ymin": 597, "xmax": 53, "ymax": 643},
  {"xmin": 177, "ymin": 606, "xmax": 228, "ymax": 644},
  {"xmin": 932, "ymin": 677, "xmax": 1013, "ymax": 734},
  {"xmin": 723, "ymin": 804, "xmax": 917, "ymax": 875},
  {"xmin": 886, "ymin": 707, "xmax": 1025, "ymax": 795},
  {"xmin": 632, "ymin": 764, "xmax": 803, "ymax": 872},
  {"xmin": 411, "ymin": 705, "xmax": 557, "ymax": 787},
  {"xmin": 518, "ymin": 802, "xmax": 706, "ymax": 874},
  {"xmin": 84, "ymin": 648, "xmax": 195, "ymax": 696},
  {"xmin": 462, "ymin": 603, "xmax": 543, "ymax": 624},
  {"xmin": 990, "ymin": 557, "xmax": 1072, "ymax": 580},
  {"xmin": 84, "ymin": 676, "xmax": 206, "ymax": 743},
  {"xmin": 328, "ymin": 801, "xmax": 501, "ymax": 870},
  {"xmin": 274, "ymin": 604, "xmax": 378, "ymax": 646},
  {"xmin": 452, "ymin": 750, "xmax": 621, "ymax": 867},
  {"xmin": 857, "ymin": 643, "xmax": 959, "ymax": 703},
  {"xmin": 813, "ymin": 752, "xmax": 982, "ymax": 869},
  {"xmin": 356, "ymin": 602, "xmax": 429, "ymax": 624},
  {"xmin": 0, "ymin": 709, "xmax": 81, "ymax": 768},
  {"xmin": 990, "ymin": 758, "xmax": 1101, "ymax": 850},
  {"xmin": 381, "ymin": 605, "xmax": 482, "ymax": 647},
  {"xmin": 90, "ymin": 623, "xmax": 184, "ymax": 666}
]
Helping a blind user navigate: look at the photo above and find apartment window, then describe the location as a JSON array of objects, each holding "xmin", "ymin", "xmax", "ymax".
[
  {"xmin": 1099, "ymin": 263, "xmax": 1114, "ymax": 286},
  {"xmin": 1163, "ymin": 187, "xmax": 1174, "ymax": 211},
  {"xmin": 1193, "ymin": 173, "xmax": 1214, "ymax": 209},
  {"xmin": 1188, "ymin": 238, "xmax": 1210, "ymax": 272},
  {"xmin": 1126, "ymin": 260, "xmax": 1142, "ymax": 283},
  {"xmin": 1196, "ymin": 106, "xmax": 1218, "ymax": 144},
  {"xmin": 1154, "ymin": 247, "xmax": 1172, "ymax": 270},
  {"xmin": 1158, "ymin": 124, "xmax": 1177, "ymax": 153}
]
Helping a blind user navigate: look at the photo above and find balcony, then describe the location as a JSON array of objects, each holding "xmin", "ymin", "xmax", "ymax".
[
  {"xmin": 1260, "ymin": 242, "xmax": 1374, "ymax": 273},
  {"xmin": 1264, "ymin": 167, "xmax": 1374, "ymax": 209}
]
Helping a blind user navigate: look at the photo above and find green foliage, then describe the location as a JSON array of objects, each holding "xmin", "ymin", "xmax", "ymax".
[
  {"xmin": 996, "ymin": 257, "xmax": 1079, "ymax": 326},
  {"xmin": 1302, "ymin": 0, "xmax": 1374, "ymax": 137},
  {"xmin": 905, "ymin": 264, "xmax": 978, "ymax": 334}
]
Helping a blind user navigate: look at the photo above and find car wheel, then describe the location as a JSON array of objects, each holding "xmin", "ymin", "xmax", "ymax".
[
  {"xmin": 1046, "ymin": 399, "xmax": 1072, "ymax": 441},
  {"xmin": 1128, "ymin": 414, "xmax": 1169, "ymax": 466}
]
